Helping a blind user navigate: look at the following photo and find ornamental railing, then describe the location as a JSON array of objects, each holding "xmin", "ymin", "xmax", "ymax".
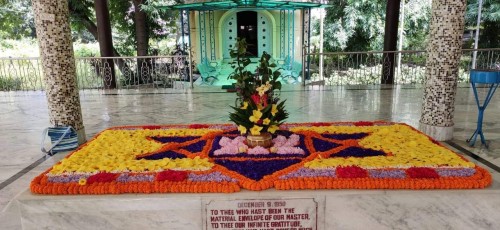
[
  {"xmin": 0, "ymin": 55, "xmax": 191, "ymax": 91},
  {"xmin": 305, "ymin": 48, "xmax": 500, "ymax": 85},
  {"xmin": 1, "ymin": 49, "xmax": 500, "ymax": 91}
]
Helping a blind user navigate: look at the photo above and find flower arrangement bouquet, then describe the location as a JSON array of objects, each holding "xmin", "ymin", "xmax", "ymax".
[{"xmin": 228, "ymin": 38, "xmax": 289, "ymax": 137}]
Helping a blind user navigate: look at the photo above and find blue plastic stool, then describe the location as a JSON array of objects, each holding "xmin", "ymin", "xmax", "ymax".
[{"xmin": 467, "ymin": 69, "xmax": 500, "ymax": 146}]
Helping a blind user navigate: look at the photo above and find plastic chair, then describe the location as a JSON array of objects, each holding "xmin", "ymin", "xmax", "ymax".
[
  {"xmin": 197, "ymin": 63, "xmax": 219, "ymax": 85},
  {"xmin": 281, "ymin": 62, "xmax": 302, "ymax": 83}
]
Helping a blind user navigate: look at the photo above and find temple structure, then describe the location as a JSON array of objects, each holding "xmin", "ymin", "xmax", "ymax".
[{"xmin": 160, "ymin": 0, "xmax": 330, "ymax": 85}]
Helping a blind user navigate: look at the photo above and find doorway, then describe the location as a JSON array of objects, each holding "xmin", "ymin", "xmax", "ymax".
[{"xmin": 237, "ymin": 11, "xmax": 258, "ymax": 57}]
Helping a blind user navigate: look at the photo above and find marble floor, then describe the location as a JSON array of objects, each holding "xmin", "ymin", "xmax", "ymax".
[{"xmin": 0, "ymin": 84, "xmax": 499, "ymax": 229}]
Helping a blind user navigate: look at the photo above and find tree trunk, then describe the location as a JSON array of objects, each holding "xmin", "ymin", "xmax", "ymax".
[
  {"xmin": 68, "ymin": 3, "xmax": 129, "ymax": 78},
  {"xmin": 94, "ymin": 0, "xmax": 116, "ymax": 89},
  {"xmin": 381, "ymin": 0, "xmax": 401, "ymax": 84},
  {"xmin": 132, "ymin": 0, "xmax": 150, "ymax": 84},
  {"xmin": 132, "ymin": 0, "xmax": 149, "ymax": 57}
]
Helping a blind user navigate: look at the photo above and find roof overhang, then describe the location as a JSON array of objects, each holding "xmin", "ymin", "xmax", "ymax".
[{"xmin": 159, "ymin": 0, "xmax": 331, "ymax": 11}]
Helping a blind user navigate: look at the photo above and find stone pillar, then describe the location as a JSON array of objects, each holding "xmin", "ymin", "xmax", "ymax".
[
  {"xmin": 419, "ymin": 0, "xmax": 467, "ymax": 141},
  {"xmin": 32, "ymin": 0, "xmax": 86, "ymax": 144}
]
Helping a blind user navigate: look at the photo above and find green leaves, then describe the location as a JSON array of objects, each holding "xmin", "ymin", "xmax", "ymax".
[
  {"xmin": 0, "ymin": 0, "xmax": 34, "ymax": 39},
  {"xmin": 465, "ymin": 0, "xmax": 500, "ymax": 48},
  {"xmin": 274, "ymin": 81, "xmax": 282, "ymax": 91},
  {"xmin": 228, "ymin": 37, "xmax": 288, "ymax": 132},
  {"xmin": 323, "ymin": 0, "xmax": 431, "ymax": 51},
  {"xmin": 229, "ymin": 105, "xmax": 253, "ymax": 127}
]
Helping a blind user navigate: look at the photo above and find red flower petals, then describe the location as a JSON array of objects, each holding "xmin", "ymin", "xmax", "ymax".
[
  {"xmin": 407, "ymin": 167, "xmax": 439, "ymax": 178},
  {"xmin": 189, "ymin": 124, "xmax": 210, "ymax": 129},
  {"xmin": 156, "ymin": 170, "xmax": 188, "ymax": 182},
  {"xmin": 87, "ymin": 173, "xmax": 118, "ymax": 184},
  {"xmin": 311, "ymin": 122, "xmax": 331, "ymax": 127},
  {"xmin": 353, "ymin": 121, "xmax": 374, "ymax": 126},
  {"xmin": 336, "ymin": 166, "xmax": 368, "ymax": 178},
  {"xmin": 251, "ymin": 93, "xmax": 268, "ymax": 107},
  {"xmin": 143, "ymin": 125, "xmax": 162, "ymax": 130}
]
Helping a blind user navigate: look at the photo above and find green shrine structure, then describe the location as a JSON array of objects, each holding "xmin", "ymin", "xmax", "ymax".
[{"xmin": 160, "ymin": 0, "xmax": 330, "ymax": 85}]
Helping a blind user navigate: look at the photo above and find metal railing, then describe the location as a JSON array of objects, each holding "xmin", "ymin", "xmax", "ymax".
[
  {"xmin": 0, "ymin": 55, "xmax": 191, "ymax": 91},
  {"xmin": 1, "ymin": 49, "xmax": 500, "ymax": 91},
  {"xmin": 305, "ymin": 48, "xmax": 500, "ymax": 86}
]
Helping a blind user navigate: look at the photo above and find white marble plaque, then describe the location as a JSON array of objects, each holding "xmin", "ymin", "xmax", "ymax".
[{"xmin": 205, "ymin": 198, "xmax": 317, "ymax": 230}]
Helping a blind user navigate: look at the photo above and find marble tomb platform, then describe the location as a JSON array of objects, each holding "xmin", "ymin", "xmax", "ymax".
[{"xmin": 1, "ymin": 85, "xmax": 500, "ymax": 229}]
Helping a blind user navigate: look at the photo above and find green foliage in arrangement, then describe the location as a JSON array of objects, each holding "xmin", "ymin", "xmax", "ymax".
[{"xmin": 228, "ymin": 38, "xmax": 288, "ymax": 136}]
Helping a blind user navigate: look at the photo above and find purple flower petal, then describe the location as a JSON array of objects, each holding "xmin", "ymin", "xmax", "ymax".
[{"xmin": 368, "ymin": 169, "xmax": 407, "ymax": 179}]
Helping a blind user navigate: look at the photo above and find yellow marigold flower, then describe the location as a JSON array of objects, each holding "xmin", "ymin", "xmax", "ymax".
[
  {"xmin": 238, "ymin": 125, "xmax": 247, "ymax": 135},
  {"xmin": 271, "ymin": 104, "xmax": 278, "ymax": 116},
  {"xmin": 256, "ymin": 82, "xmax": 272, "ymax": 96},
  {"xmin": 78, "ymin": 178, "xmax": 87, "ymax": 186},
  {"xmin": 249, "ymin": 110, "xmax": 263, "ymax": 123},
  {"xmin": 250, "ymin": 125, "xmax": 263, "ymax": 135},
  {"xmin": 257, "ymin": 88, "xmax": 266, "ymax": 97},
  {"xmin": 263, "ymin": 118, "xmax": 271, "ymax": 125},
  {"xmin": 268, "ymin": 125, "xmax": 279, "ymax": 134},
  {"xmin": 241, "ymin": 101, "xmax": 248, "ymax": 109},
  {"xmin": 178, "ymin": 159, "xmax": 193, "ymax": 168}
]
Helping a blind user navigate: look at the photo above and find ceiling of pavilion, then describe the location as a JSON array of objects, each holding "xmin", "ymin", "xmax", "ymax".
[{"xmin": 159, "ymin": 0, "xmax": 331, "ymax": 11}]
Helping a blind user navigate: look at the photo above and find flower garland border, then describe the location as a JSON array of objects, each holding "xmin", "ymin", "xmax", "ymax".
[
  {"xmin": 274, "ymin": 166, "xmax": 491, "ymax": 190},
  {"xmin": 31, "ymin": 122, "xmax": 492, "ymax": 195}
]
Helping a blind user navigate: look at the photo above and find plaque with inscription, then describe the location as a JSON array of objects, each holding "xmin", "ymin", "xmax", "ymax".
[{"xmin": 205, "ymin": 198, "xmax": 317, "ymax": 230}]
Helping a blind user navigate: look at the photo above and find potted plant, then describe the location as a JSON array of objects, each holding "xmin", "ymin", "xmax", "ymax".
[{"xmin": 228, "ymin": 38, "xmax": 289, "ymax": 148}]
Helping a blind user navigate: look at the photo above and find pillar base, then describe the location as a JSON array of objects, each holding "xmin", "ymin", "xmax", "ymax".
[
  {"xmin": 76, "ymin": 127, "xmax": 87, "ymax": 145},
  {"xmin": 418, "ymin": 122, "xmax": 454, "ymax": 141}
]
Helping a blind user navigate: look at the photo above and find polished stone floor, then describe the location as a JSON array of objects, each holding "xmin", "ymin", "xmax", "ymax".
[{"xmin": 0, "ymin": 84, "xmax": 499, "ymax": 229}]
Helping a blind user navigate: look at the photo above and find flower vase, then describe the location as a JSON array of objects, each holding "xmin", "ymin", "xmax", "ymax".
[{"xmin": 246, "ymin": 132, "xmax": 273, "ymax": 148}]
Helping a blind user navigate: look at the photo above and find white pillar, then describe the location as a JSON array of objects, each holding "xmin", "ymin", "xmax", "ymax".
[
  {"xmin": 319, "ymin": 8, "xmax": 324, "ymax": 80},
  {"xmin": 396, "ymin": 0, "xmax": 406, "ymax": 79},
  {"xmin": 472, "ymin": 0, "xmax": 483, "ymax": 69}
]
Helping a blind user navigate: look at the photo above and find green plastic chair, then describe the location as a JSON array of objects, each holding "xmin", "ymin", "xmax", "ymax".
[
  {"xmin": 197, "ymin": 64, "xmax": 219, "ymax": 85},
  {"xmin": 281, "ymin": 61, "xmax": 302, "ymax": 83}
]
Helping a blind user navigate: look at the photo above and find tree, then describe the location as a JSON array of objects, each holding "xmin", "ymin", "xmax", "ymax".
[
  {"xmin": 323, "ymin": 0, "xmax": 387, "ymax": 52},
  {"xmin": 0, "ymin": 0, "xmax": 179, "ymax": 55},
  {"xmin": 323, "ymin": 0, "xmax": 432, "ymax": 52},
  {"xmin": 0, "ymin": 0, "xmax": 35, "ymax": 39},
  {"xmin": 70, "ymin": 0, "xmax": 179, "ymax": 84},
  {"xmin": 132, "ymin": 0, "xmax": 149, "ymax": 57},
  {"xmin": 108, "ymin": 0, "xmax": 178, "ymax": 56},
  {"xmin": 68, "ymin": 0, "xmax": 129, "ymax": 78},
  {"xmin": 401, "ymin": 0, "xmax": 432, "ymax": 50},
  {"xmin": 108, "ymin": 0, "xmax": 179, "ymax": 83},
  {"xmin": 94, "ymin": 0, "xmax": 116, "ymax": 88},
  {"xmin": 465, "ymin": 0, "xmax": 500, "ymax": 48}
]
